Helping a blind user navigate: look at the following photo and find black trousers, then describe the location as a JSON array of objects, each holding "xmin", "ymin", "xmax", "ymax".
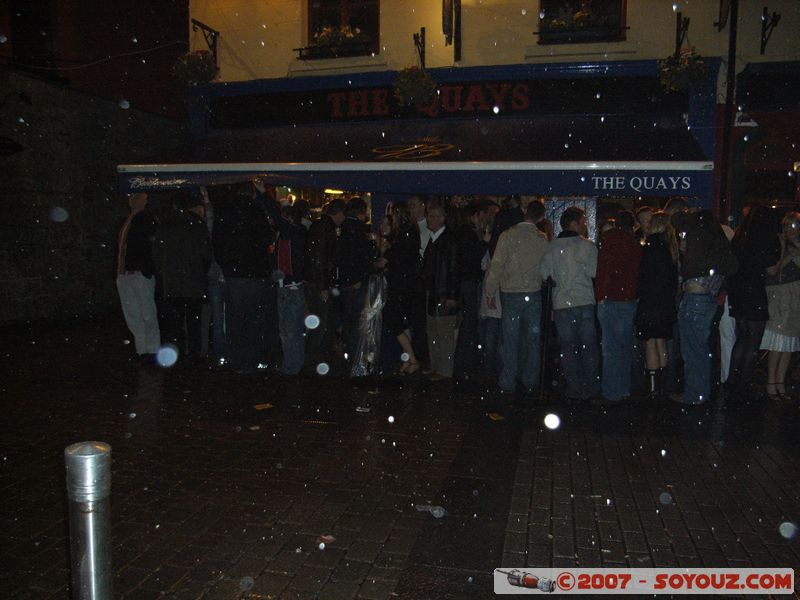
[{"xmin": 161, "ymin": 297, "xmax": 203, "ymax": 364}]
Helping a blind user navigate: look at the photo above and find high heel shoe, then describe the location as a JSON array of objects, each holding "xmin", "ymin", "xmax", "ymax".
[
  {"xmin": 765, "ymin": 382, "xmax": 781, "ymax": 400},
  {"xmin": 775, "ymin": 383, "xmax": 792, "ymax": 402}
]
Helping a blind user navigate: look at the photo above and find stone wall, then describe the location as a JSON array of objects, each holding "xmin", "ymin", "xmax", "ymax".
[{"xmin": 0, "ymin": 69, "xmax": 188, "ymax": 325}]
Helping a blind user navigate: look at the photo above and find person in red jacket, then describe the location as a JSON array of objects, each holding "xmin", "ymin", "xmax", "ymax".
[{"xmin": 595, "ymin": 210, "xmax": 642, "ymax": 403}]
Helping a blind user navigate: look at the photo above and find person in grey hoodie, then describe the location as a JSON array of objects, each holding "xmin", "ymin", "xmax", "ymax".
[{"xmin": 540, "ymin": 207, "xmax": 599, "ymax": 402}]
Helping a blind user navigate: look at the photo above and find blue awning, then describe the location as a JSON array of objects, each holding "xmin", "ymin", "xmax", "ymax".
[{"xmin": 117, "ymin": 114, "xmax": 714, "ymax": 200}]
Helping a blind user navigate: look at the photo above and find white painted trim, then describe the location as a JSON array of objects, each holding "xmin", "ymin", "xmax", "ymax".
[{"xmin": 119, "ymin": 161, "xmax": 713, "ymax": 173}]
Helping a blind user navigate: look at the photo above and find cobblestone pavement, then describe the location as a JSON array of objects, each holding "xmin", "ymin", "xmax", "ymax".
[{"xmin": 1, "ymin": 319, "xmax": 799, "ymax": 599}]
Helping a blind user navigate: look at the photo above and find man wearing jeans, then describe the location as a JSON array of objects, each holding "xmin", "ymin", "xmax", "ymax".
[
  {"xmin": 541, "ymin": 207, "xmax": 599, "ymax": 402},
  {"xmin": 595, "ymin": 211, "xmax": 642, "ymax": 403},
  {"xmin": 212, "ymin": 184, "xmax": 274, "ymax": 372},
  {"xmin": 673, "ymin": 210, "xmax": 737, "ymax": 404},
  {"xmin": 484, "ymin": 201, "xmax": 549, "ymax": 395}
]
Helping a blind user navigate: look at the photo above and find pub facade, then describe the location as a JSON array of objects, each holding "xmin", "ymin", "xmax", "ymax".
[{"xmin": 119, "ymin": 0, "xmax": 800, "ymax": 217}]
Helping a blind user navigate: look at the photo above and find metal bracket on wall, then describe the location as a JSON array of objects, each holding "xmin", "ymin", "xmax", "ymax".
[
  {"xmin": 759, "ymin": 7, "xmax": 780, "ymax": 55},
  {"xmin": 413, "ymin": 27, "xmax": 426, "ymax": 69},
  {"xmin": 674, "ymin": 12, "xmax": 690, "ymax": 59},
  {"xmin": 191, "ymin": 18, "xmax": 220, "ymax": 66}
]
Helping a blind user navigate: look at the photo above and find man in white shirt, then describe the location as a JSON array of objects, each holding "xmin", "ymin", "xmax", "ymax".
[
  {"xmin": 485, "ymin": 201, "xmax": 549, "ymax": 395},
  {"xmin": 408, "ymin": 195, "xmax": 430, "ymax": 257}
]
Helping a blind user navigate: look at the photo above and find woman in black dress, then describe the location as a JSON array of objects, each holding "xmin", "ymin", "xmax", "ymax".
[
  {"xmin": 726, "ymin": 205, "xmax": 781, "ymax": 395},
  {"xmin": 382, "ymin": 201, "xmax": 423, "ymax": 373},
  {"xmin": 636, "ymin": 211, "xmax": 679, "ymax": 399}
]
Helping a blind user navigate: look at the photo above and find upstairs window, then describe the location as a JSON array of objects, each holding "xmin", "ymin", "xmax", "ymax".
[
  {"xmin": 538, "ymin": 0, "xmax": 626, "ymax": 45},
  {"xmin": 305, "ymin": 0, "xmax": 380, "ymax": 59}
]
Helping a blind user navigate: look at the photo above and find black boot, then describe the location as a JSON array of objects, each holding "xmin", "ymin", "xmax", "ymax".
[
  {"xmin": 646, "ymin": 369, "xmax": 658, "ymax": 401},
  {"xmin": 655, "ymin": 368, "xmax": 666, "ymax": 400}
]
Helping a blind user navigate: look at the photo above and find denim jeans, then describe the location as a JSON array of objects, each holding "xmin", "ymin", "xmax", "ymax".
[
  {"xmin": 480, "ymin": 317, "xmax": 502, "ymax": 376},
  {"xmin": 499, "ymin": 291, "xmax": 542, "ymax": 392},
  {"xmin": 277, "ymin": 284, "xmax": 306, "ymax": 375},
  {"xmin": 597, "ymin": 300, "xmax": 637, "ymax": 401},
  {"xmin": 554, "ymin": 304, "xmax": 600, "ymax": 400},
  {"xmin": 678, "ymin": 293, "xmax": 717, "ymax": 403},
  {"xmin": 226, "ymin": 278, "xmax": 268, "ymax": 370}
]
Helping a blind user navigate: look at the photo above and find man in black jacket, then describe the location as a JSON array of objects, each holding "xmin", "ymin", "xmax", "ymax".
[
  {"xmin": 422, "ymin": 201, "xmax": 461, "ymax": 379},
  {"xmin": 152, "ymin": 191, "xmax": 212, "ymax": 367},
  {"xmin": 453, "ymin": 200, "xmax": 492, "ymax": 383},
  {"xmin": 338, "ymin": 197, "xmax": 375, "ymax": 365},
  {"xmin": 304, "ymin": 199, "xmax": 346, "ymax": 370},
  {"xmin": 256, "ymin": 182, "xmax": 309, "ymax": 376},
  {"xmin": 116, "ymin": 192, "xmax": 161, "ymax": 361},
  {"xmin": 211, "ymin": 183, "xmax": 274, "ymax": 372}
]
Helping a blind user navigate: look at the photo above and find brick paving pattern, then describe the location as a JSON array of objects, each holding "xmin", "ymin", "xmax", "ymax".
[{"xmin": 1, "ymin": 319, "xmax": 799, "ymax": 598}]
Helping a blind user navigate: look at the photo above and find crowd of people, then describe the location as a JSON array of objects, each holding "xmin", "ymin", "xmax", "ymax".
[{"xmin": 115, "ymin": 182, "xmax": 800, "ymax": 408}]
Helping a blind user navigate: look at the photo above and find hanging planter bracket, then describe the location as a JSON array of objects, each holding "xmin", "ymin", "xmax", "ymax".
[
  {"xmin": 413, "ymin": 27, "xmax": 426, "ymax": 69},
  {"xmin": 674, "ymin": 12, "xmax": 691, "ymax": 59},
  {"xmin": 191, "ymin": 18, "xmax": 220, "ymax": 66},
  {"xmin": 759, "ymin": 7, "xmax": 780, "ymax": 55}
]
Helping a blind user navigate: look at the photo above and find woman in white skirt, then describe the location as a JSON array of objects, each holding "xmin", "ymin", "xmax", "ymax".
[{"xmin": 762, "ymin": 211, "xmax": 800, "ymax": 401}]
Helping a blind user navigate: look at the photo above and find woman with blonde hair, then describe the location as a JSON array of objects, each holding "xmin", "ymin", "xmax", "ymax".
[
  {"xmin": 635, "ymin": 211, "xmax": 679, "ymax": 399},
  {"xmin": 761, "ymin": 211, "xmax": 800, "ymax": 401}
]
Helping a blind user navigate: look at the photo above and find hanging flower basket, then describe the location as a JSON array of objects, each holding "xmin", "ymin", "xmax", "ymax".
[
  {"xmin": 310, "ymin": 25, "xmax": 369, "ymax": 48},
  {"xmin": 658, "ymin": 48, "xmax": 708, "ymax": 92},
  {"xmin": 393, "ymin": 66, "xmax": 437, "ymax": 107},
  {"xmin": 173, "ymin": 50, "xmax": 219, "ymax": 86}
]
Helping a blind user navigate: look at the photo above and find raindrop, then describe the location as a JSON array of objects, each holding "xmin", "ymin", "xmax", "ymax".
[
  {"xmin": 128, "ymin": 412, "xmax": 137, "ymax": 419},
  {"xmin": 400, "ymin": 352, "xmax": 410, "ymax": 362},
  {"xmin": 543, "ymin": 413, "xmax": 560, "ymax": 430},
  {"xmin": 318, "ymin": 542, "xmax": 326, "ymax": 550},
  {"xmin": 472, "ymin": 489, "xmax": 479, "ymax": 496},
  {"xmin": 492, "ymin": 105, "xmax": 500, "ymax": 114},
  {"xmin": 49, "ymin": 207, "xmax": 69, "ymax": 222},
  {"xmin": 316, "ymin": 362, "xmax": 330, "ymax": 376},
  {"xmin": 388, "ymin": 416, "xmax": 395, "ymax": 423},
  {"xmin": 539, "ymin": 10, "xmax": 546, "ymax": 19},
  {"xmin": 118, "ymin": 99, "xmax": 130, "ymax": 109},
  {"xmin": 304, "ymin": 314, "xmax": 320, "ymax": 329},
  {"xmin": 239, "ymin": 576, "xmax": 255, "ymax": 592},
  {"xmin": 778, "ymin": 522, "xmax": 797, "ymax": 540},
  {"xmin": 658, "ymin": 492, "xmax": 673, "ymax": 505},
  {"xmin": 672, "ymin": 3, "xmax": 678, "ymax": 11},
  {"xmin": 0, "ymin": 34, "xmax": 7, "ymax": 44},
  {"xmin": 661, "ymin": 449, "xmax": 667, "ymax": 457},
  {"xmin": 156, "ymin": 345, "xmax": 178, "ymax": 368}
]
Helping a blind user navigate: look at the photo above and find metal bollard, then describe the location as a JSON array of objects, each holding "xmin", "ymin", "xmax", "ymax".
[{"xmin": 65, "ymin": 442, "xmax": 112, "ymax": 600}]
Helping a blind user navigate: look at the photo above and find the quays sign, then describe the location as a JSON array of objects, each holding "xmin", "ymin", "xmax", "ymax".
[
  {"xmin": 208, "ymin": 76, "xmax": 678, "ymax": 129},
  {"xmin": 590, "ymin": 175, "xmax": 694, "ymax": 192}
]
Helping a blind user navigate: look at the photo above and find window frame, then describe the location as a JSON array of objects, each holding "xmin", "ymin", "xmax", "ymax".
[
  {"xmin": 538, "ymin": 0, "xmax": 627, "ymax": 45},
  {"xmin": 306, "ymin": 0, "xmax": 380, "ymax": 58}
]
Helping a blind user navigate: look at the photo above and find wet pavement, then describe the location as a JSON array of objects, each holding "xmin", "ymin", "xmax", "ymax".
[{"xmin": 1, "ymin": 318, "xmax": 799, "ymax": 599}]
